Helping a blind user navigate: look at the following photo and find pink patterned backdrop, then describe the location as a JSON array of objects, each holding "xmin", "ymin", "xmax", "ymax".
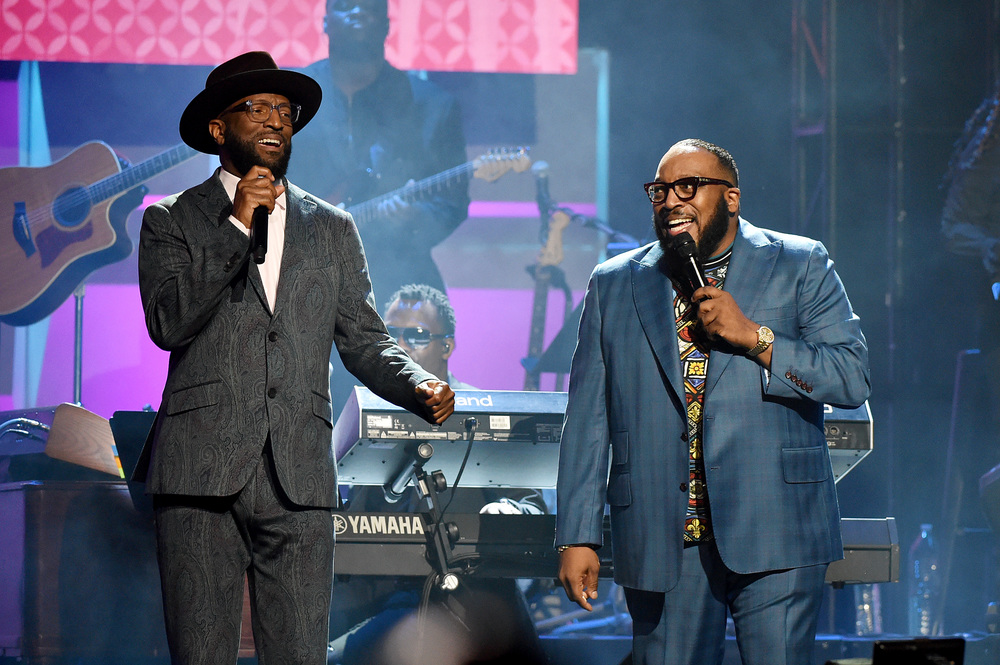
[{"xmin": 0, "ymin": 0, "xmax": 579, "ymax": 74}]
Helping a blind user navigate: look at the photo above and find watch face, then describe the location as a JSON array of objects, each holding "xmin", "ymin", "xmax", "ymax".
[{"xmin": 760, "ymin": 326, "xmax": 774, "ymax": 343}]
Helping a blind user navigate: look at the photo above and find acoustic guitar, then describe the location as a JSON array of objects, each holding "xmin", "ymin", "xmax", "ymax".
[{"xmin": 0, "ymin": 141, "xmax": 199, "ymax": 326}]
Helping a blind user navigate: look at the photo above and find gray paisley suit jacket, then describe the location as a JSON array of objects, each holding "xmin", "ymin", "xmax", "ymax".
[{"xmin": 136, "ymin": 172, "xmax": 435, "ymax": 508}]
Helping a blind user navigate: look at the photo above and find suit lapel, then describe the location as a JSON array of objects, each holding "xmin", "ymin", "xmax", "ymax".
[
  {"xmin": 631, "ymin": 243, "xmax": 685, "ymax": 402},
  {"xmin": 246, "ymin": 252, "xmax": 270, "ymax": 314},
  {"xmin": 703, "ymin": 219, "xmax": 779, "ymax": 396},
  {"xmin": 195, "ymin": 175, "xmax": 270, "ymax": 313}
]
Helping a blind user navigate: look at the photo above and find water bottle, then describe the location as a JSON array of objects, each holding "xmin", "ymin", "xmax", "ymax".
[{"xmin": 907, "ymin": 523, "xmax": 940, "ymax": 636}]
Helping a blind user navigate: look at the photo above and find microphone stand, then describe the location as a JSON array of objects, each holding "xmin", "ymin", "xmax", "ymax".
[
  {"xmin": 552, "ymin": 206, "xmax": 637, "ymax": 246},
  {"xmin": 73, "ymin": 282, "xmax": 86, "ymax": 405}
]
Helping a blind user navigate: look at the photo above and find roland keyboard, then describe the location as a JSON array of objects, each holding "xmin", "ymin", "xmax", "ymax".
[
  {"xmin": 334, "ymin": 388, "xmax": 567, "ymax": 489},
  {"xmin": 333, "ymin": 388, "xmax": 875, "ymax": 488}
]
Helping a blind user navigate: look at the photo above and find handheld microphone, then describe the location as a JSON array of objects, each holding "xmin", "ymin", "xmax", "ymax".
[
  {"xmin": 671, "ymin": 231, "xmax": 706, "ymax": 295},
  {"xmin": 250, "ymin": 205, "xmax": 268, "ymax": 264},
  {"xmin": 532, "ymin": 161, "xmax": 552, "ymax": 216}
]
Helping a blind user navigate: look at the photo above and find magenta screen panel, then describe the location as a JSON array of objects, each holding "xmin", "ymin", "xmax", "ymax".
[{"xmin": 0, "ymin": 0, "xmax": 579, "ymax": 74}]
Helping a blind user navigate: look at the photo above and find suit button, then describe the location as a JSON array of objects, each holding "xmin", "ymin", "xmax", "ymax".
[
  {"xmin": 268, "ymin": 331, "xmax": 278, "ymax": 342},
  {"xmin": 679, "ymin": 482, "xmax": 688, "ymax": 492},
  {"xmin": 806, "ymin": 385, "xmax": 813, "ymax": 393},
  {"xmin": 267, "ymin": 387, "xmax": 277, "ymax": 398},
  {"xmin": 785, "ymin": 371, "xmax": 793, "ymax": 379},
  {"xmin": 680, "ymin": 432, "xmax": 689, "ymax": 442}
]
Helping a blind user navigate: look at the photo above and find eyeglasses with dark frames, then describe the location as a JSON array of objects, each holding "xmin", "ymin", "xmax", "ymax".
[
  {"xmin": 643, "ymin": 177, "xmax": 734, "ymax": 204},
  {"xmin": 219, "ymin": 100, "xmax": 301, "ymax": 126},
  {"xmin": 385, "ymin": 326, "xmax": 453, "ymax": 349}
]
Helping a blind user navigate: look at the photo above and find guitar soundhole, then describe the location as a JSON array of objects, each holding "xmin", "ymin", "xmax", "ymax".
[{"xmin": 52, "ymin": 186, "xmax": 92, "ymax": 228}]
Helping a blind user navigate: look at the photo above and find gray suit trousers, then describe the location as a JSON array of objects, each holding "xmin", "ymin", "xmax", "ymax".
[{"xmin": 154, "ymin": 444, "xmax": 334, "ymax": 665}]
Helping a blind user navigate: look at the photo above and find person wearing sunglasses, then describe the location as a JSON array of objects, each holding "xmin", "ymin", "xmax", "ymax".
[
  {"xmin": 327, "ymin": 283, "xmax": 547, "ymax": 665},
  {"xmin": 382, "ymin": 283, "xmax": 468, "ymax": 390},
  {"xmin": 555, "ymin": 138, "xmax": 871, "ymax": 665}
]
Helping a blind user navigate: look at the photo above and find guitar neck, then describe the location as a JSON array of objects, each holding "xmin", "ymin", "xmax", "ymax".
[
  {"xmin": 523, "ymin": 272, "xmax": 553, "ymax": 391},
  {"xmin": 521, "ymin": 210, "xmax": 569, "ymax": 391},
  {"xmin": 88, "ymin": 144, "xmax": 200, "ymax": 204},
  {"xmin": 346, "ymin": 160, "xmax": 473, "ymax": 227}
]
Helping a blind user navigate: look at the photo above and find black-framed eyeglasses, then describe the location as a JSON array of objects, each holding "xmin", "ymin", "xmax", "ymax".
[
  {"xmin": 386, "ymin": 326, "xmax": 453, "ymax": 349},
  {"xmin": 643, "ymin": 177, "xmax": 734, "ymax": 204},
  {"xmin": 219, "ymin": 100, "xmax": 301, "ymax": 126}
]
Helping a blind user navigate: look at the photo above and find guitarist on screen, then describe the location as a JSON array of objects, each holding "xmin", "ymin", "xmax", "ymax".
[{"xmin": 288, "ymin": 0, "xmax": 470, "ymax": 304}]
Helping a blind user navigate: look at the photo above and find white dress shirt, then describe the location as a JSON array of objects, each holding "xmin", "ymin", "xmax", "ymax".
[{"xmin": 219, "ymin": 168, "xmax": 286, "ymax": 310}]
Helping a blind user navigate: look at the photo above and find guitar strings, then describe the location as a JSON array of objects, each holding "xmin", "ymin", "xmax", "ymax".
[
  {"xmin": 347, "ymin": 149, "xmax": 527, "ymax": 227},
  {"xmin": 20, "ymin": 144, "xmax": 198, "ymax": 233}
]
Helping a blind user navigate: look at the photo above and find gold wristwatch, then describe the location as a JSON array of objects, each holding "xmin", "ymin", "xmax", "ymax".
[{"xmin": 746, "ymin": 325, "xmax": 774, "ymax": 357}]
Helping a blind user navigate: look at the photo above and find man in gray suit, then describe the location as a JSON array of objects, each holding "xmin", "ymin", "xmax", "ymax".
[
  {"xmin": 556, "ymin": 139, "xmax": 870, "ymax": 664},
  {"xmin": 137, "ymin": 51, "xmax": 454, "ymax": 665}
]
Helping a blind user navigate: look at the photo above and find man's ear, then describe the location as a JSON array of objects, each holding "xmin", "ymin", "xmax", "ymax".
[
  {"xmin": 442, "ymin": 339, "xmax": 455, "ymax": 361},
  {"xmin": 208, "ymin": 119, "xmax": 226, "ymax": 148},
  {"xmin": 726, "ymin": 187, "xmax": 741, "ymax": 215}
]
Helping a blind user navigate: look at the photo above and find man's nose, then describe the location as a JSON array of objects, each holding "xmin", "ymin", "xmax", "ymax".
[{"xmin": 264, "ymin": 108, "xmax": 283, "ymax": 128}]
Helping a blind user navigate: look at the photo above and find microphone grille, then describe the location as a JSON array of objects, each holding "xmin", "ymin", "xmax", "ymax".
[{"xmin": 671, "ymin": 231, "xmax": 697, "ymax": 258}]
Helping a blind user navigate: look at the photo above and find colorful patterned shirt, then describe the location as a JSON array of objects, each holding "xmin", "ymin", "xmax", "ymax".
[{"xmin": 674, "ymin": 247, "xmax": 731, "ymax": 542}]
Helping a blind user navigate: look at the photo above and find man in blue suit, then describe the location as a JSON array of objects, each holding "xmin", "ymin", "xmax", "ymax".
[{"xmin": 555, "ymin": 139, "xmax": 870, "ymax": 665}]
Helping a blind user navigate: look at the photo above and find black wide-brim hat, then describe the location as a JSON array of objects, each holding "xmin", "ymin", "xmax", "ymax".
[{"xmin": 179, "ymin": 51, "xmax": 322, "ymax": 155}]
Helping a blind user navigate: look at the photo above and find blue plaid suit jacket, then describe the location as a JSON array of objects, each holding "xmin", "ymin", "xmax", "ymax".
[{"xmin": 555, "ymin": 218, "xmax": 871, "ymax": 591}]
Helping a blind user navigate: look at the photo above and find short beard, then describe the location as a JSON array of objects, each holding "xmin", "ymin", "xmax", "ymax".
[
  {"xmin": 222, "ymin": 125, "xmax": 291, "ymax": 181},
  {"xmin": 653, "ymin": 196, "xmax": 731, "ymax": 260},
  {"xmin": 696, "ymin": 196, "xmax": 732, "ymax": 262}
]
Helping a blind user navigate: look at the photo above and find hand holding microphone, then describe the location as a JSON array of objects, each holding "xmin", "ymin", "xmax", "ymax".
[
  {"xmin": 233, "ymin": 166, "xmax": 283, "ymax": 263},
  {"xmin": 671, "ymin": 231, "xmax": 763, "ymax": 354}
]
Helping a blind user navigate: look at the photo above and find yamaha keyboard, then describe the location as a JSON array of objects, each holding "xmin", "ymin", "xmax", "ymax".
[
  {"xmin": 332, "ymin": 512, "xmax": 899, "ymax": 586},
  {"xmin": 334, "ymin": 388, "xmax": 875, "ymax": 487}
]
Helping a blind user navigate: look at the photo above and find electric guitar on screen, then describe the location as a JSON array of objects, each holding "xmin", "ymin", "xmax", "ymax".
[
  {"xmin": 0, "ymin": 141, "xmax": 199, "ymax": 326},
  {"xmin": 342, "ymin": 147, "xmax": 532, "ymax": 228},
  {"xmin": 522, "ymin": 209, "xmax": 570, "ymax": 391}
]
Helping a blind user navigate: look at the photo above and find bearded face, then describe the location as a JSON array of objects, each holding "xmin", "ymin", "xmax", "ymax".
[
  {"xmin": 655, "ymin": 194, "xmax": 732, "ymax": 260},
  {"xmin": 223, "ymin": 122, "xmax": 292, "ymax": 181}
]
